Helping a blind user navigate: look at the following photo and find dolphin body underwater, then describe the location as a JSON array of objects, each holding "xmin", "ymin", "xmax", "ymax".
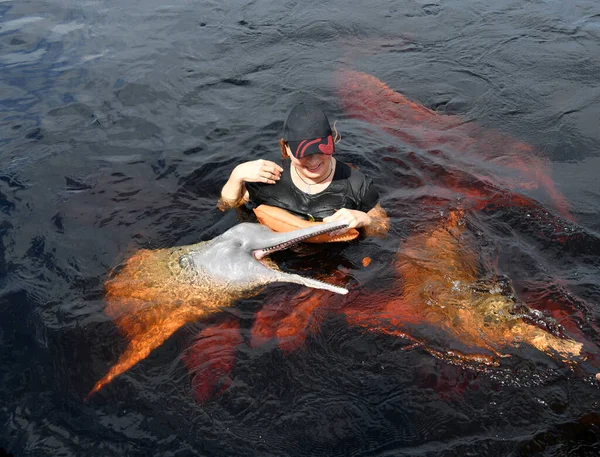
[
  {"xmin": 344, "ymin": 210, "xmax": 586, "ymax": 367},
  {"xmin": 87, "ymin": 221, "xmax": 349, "ymax": 399}
]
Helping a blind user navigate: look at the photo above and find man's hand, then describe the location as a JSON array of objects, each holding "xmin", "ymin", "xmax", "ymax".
[
  {"xmin": 231, "ymin": 160, "xmax": 283, "ymax": 185},
  {"xmin": 323, "ymin": 208, "xmax": 372, "ymax": 236}
]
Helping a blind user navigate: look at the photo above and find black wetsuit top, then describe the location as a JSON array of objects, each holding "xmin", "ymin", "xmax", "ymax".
[{"xmin": 245, "ymin": 160, "xmax": 379, "ymax": 221}]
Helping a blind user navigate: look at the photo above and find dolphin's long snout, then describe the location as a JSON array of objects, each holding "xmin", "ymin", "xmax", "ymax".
[{"xmin": 253, "ymin": 221, "xmax": 349, "ymax": 259}]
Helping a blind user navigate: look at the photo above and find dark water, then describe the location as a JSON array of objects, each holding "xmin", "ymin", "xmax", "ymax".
[{"xmin": 2, "ymin": 0, "xmax": 600, "ymax": 456}]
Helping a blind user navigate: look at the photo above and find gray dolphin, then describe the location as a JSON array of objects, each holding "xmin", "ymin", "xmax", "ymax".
[
  {"xmin": 87, "ymin": 221, "xmax": 349, "ymax": 398},
  {"xmin": 180, "ymin": 221, "xmax": 349, "ymax": 295}
]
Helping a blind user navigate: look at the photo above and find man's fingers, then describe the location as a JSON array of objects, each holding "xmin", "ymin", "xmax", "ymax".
[
  {"xmin": 260, "ymin": 166, "xmax": 281, "ymax": 180},
  {"xmin": 261, "ymin": 162, "xmax": 283, "ymax": 174},
  {"xmin": 259, "ymin": 169, "xmax": 279, "ymax": 181},
  {"xmin": 270, "ymin": 163, "xmax": 283, "ymax": 173},
  {"xmin": 326, "ymin": 216, "xmax": 353, "ymax": 235},
  {"xmin": 323, "ymin": 212, "xmax": 342, "ymax": 222}
]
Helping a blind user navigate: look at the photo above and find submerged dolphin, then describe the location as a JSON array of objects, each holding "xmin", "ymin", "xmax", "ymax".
[
  {"xmin": 335, "ymin": 68, "xmax": 573, "ymax": 221},
  {"xmin": 87, "ymin": 221, "xmax": 349, "ymax": 399},
  {"xmin": 344, "ymin": 210, "xmax": 585, "ymax": 368}
]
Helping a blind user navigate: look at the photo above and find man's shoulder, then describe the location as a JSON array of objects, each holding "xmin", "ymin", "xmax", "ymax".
[{"xmin": 336, "ymin": 160, "xmax": 371, "ymax": 186}]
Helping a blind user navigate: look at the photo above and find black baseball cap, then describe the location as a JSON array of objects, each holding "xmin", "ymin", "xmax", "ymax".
[{"xmin": 283, "ymin": 103, "xmax": 334, "ymax": 159}]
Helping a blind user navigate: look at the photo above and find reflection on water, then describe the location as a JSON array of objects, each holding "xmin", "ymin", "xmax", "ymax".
[{"xmin": 1, "ymin": 0, "xmax": 600, "ymax": 455}]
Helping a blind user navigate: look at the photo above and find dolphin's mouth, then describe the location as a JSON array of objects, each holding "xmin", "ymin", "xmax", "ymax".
[{"xmin": 253, "ymin": 222, "xmax": 348, "ymax": 260}]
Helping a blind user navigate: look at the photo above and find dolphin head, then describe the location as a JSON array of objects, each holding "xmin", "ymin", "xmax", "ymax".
[{"xmin": 179, "ymin": 222, "xmax": 350, "ymax": 295}]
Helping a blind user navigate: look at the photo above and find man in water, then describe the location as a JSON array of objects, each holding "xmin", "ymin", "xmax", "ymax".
[{"xmin": 219, "ymin": 102, "xmax": 389, "ymax": 237}]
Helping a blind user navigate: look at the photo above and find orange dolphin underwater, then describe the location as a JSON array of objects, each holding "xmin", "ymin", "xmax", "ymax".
[
  {"xmin": 341, "ymin": 209, "xmax": 594, "ymax": 370},
  {"xmin": 335, "ymin": 68, "xmax": 573, "ymax": 221}
]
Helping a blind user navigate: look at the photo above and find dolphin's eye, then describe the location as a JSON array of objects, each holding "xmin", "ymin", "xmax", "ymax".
[{"xmin": 179, "ymin": 256, "xmax": 190, "ymax": 268}]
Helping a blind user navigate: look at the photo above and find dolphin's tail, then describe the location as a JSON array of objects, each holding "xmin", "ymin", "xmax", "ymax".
[{"xmin": 86, "ymin": 306, "xmax": 203, "ymax": 401}]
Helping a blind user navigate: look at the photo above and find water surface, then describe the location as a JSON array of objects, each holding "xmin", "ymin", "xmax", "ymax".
[{"xmin": 1, "ymin": 0, "xmax": 600, "ymax": 456}]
